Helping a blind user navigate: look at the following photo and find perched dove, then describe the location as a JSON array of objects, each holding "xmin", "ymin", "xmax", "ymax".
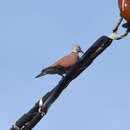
[{"xmin": 35, "ymin": 45, "xmax": 84, "ymax": 78}]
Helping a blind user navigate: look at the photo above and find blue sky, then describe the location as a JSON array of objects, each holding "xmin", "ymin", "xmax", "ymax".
[{"xmin": 0, "ymin": 0, "xmax": 130, "ymax": 130}]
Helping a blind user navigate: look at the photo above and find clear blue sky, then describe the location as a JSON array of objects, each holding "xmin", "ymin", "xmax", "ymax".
[{"xmin": 1, "ymin": 0, "xmax": 130, "ymax": 130}]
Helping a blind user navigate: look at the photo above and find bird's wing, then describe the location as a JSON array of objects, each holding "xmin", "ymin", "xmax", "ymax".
[{"xmin": 51, "ymin": 53, "xmax": 79, "ymax": 67}]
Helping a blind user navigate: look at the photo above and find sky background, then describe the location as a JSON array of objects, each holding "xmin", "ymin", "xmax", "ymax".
[{"xmin": 0, "ymin": 0, "xmax": 130, "ymax": 130}]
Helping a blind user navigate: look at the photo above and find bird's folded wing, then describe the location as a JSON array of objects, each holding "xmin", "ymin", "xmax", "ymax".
[{"xmin": 51, "ymin": 53, "xmax": 79, "ymax": 67}]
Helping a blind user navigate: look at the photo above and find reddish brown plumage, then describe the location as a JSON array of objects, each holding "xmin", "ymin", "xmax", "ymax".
[
  {"xmin": 51, "ymin": 52, "xmax": 79, "ymax": 67},
  {"xmin": 35, "ymin": 53, "xmax": 79, "ymax": 78},
  {"xmin": 118, "ymin": 0, "xmax": 130, "ymax": 23},
  {"xmin": 35, "ymin": 45, "xmax": 83, "ymax": 78}
]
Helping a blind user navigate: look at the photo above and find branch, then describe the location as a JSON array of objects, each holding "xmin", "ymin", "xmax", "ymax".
[{"xmin": 10, "ymin": 36, "xmax": 113, "ymax": 130}]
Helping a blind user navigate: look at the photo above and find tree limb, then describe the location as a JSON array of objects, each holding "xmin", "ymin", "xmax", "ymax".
[{"xmin": 10, "ymin": 36, "xmax": 113, "ymax": 130}]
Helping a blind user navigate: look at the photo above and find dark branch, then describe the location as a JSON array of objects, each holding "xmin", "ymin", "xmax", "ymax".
[{"xmin": 10, "ymin": 36, "xmax": 113, "ymax": 130}]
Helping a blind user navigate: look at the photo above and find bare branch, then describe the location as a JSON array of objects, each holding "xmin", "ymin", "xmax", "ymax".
[{"xmin": 10, "ymin": 36, "xmax": 113, "ymax": 130}]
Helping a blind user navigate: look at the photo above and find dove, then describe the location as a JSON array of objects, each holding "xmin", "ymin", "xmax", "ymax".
[{"xmin": 35, "ymin": 45, "xmax": 84, "ymax": 78}]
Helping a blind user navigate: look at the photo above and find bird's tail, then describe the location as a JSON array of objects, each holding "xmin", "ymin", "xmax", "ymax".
[
  {"xmin": 35, "ymin": 68, "xmax": 47, "ymax": 78},
  {"xmin": 35, "ymin": 73, "xmax": 45, "ymax": 78}
]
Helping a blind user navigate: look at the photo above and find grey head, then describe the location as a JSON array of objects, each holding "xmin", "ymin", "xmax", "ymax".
[{"xmin": 72, "ymin": 45, "xmax": 84, "ymax": 54}]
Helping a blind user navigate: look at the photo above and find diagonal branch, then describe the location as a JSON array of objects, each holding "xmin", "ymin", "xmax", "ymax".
[{"xmin": 10, "ymin": 36, "xmax": 113, "ymax": 130}]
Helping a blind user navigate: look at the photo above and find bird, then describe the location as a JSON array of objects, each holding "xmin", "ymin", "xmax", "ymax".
[{"xmin": 35, "ymin": 45, "xmax": 84, "ymax": 78}]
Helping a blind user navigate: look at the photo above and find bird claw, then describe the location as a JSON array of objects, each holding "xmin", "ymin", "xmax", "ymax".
[{"xmin": 108, "ymin": 17, "xmax": 129, "ymax": 40}]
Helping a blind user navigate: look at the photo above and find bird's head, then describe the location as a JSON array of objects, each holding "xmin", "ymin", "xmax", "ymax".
[{"xmin": 72, "ymin": 45, "xmax": 84, "ymax": 54}]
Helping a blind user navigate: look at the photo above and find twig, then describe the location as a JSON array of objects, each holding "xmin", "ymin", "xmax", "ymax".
[{"xmin": 109, "ymin": 17, "xmax": 129, "ymax": 40}]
